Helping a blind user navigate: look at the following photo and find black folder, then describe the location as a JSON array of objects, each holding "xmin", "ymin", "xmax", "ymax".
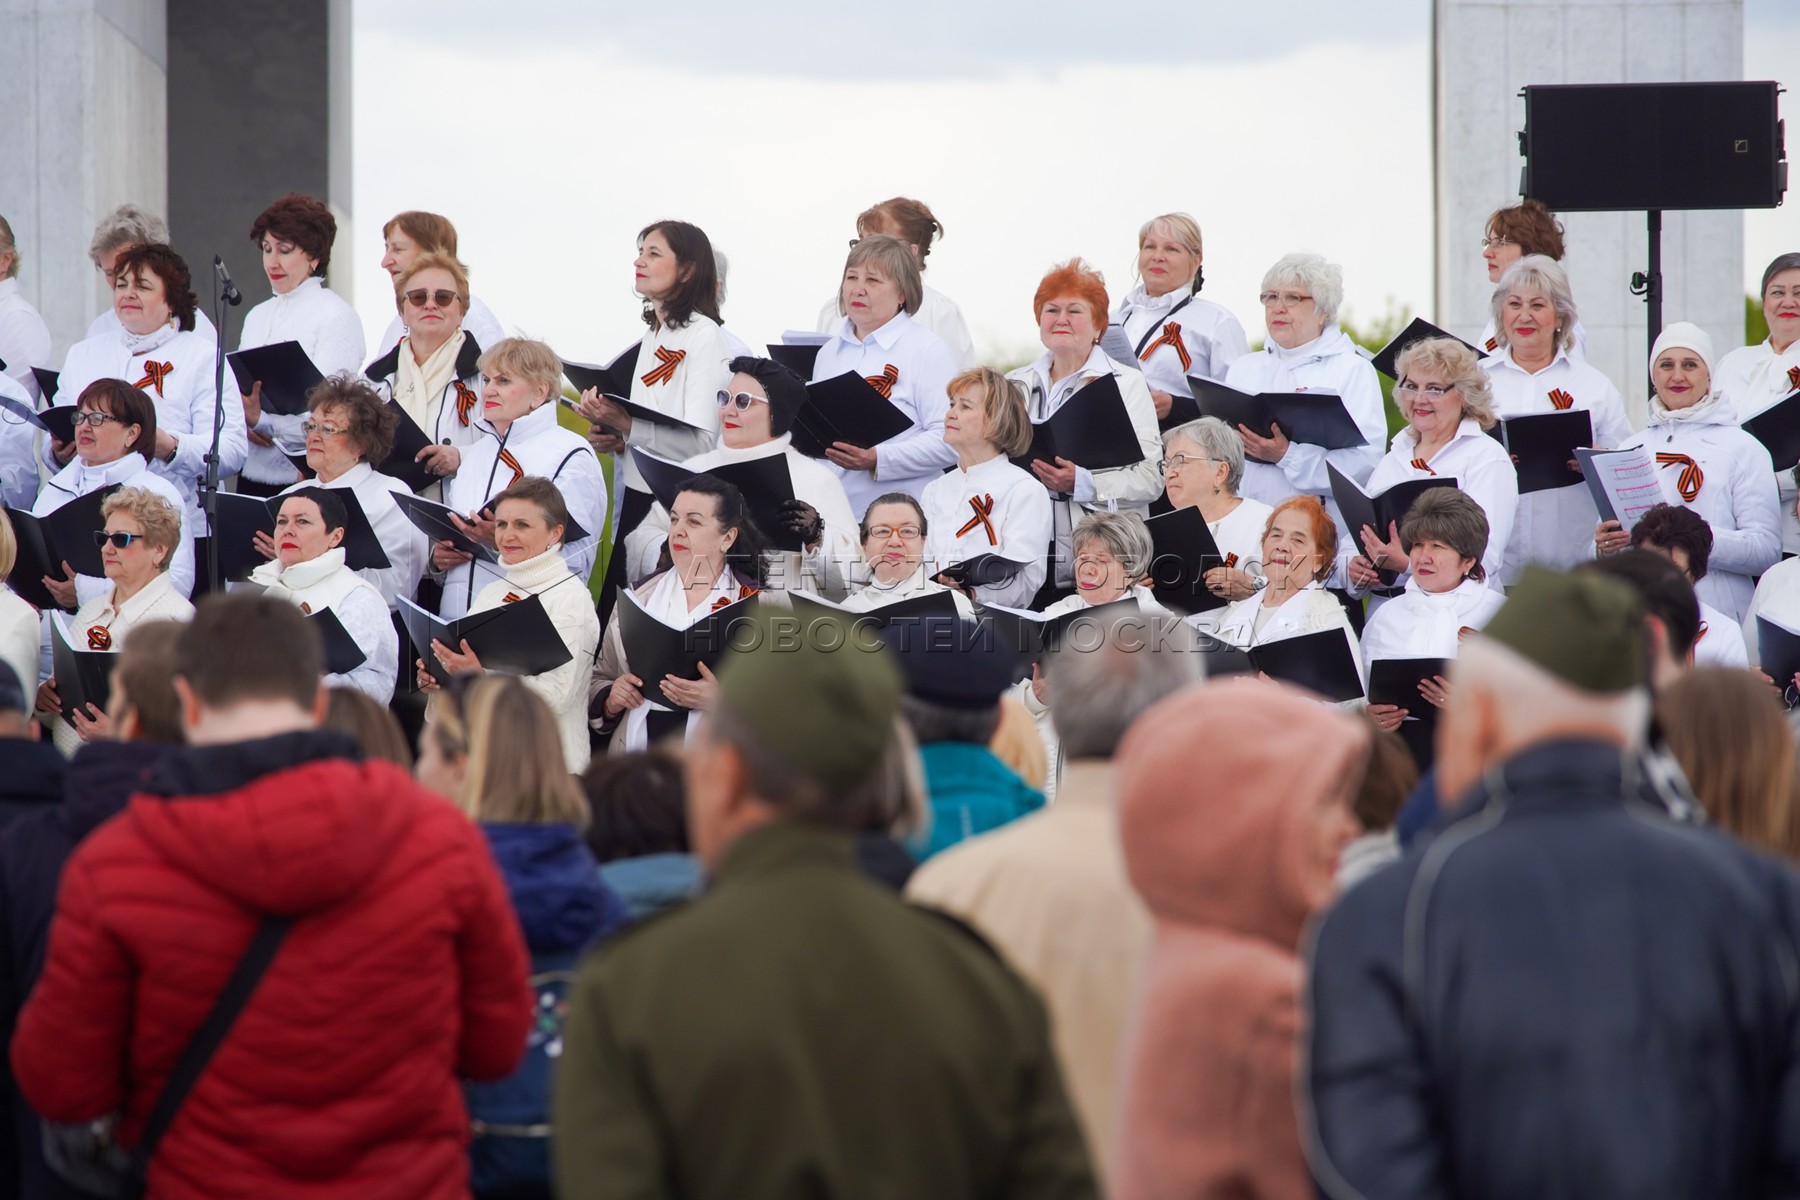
[
  {"xmin": 4, "ymin": 511, "xmax": 63, "ymax": 610},
  {"xmin": 310, "ymin": 607, "xmax": 369, "ymax": 675},
  {"xmin": 373, "ymin": 401, "xmax": 437, "ymax": 493},
  {"xmin": 1144, "ymin": 505, "xmax": 1232, "ymax": 615},
  {"xmin": 1489, "ymin": 410, "xmax": 1593, "ymax": 494},
  {"xmin": 1161, "ymin": 388, "xmax": 1204, "ymax": 432},
  {"xmin": 1327, "ymin": 464, "xmax": 1458, "ymax": 584},
  {"xmin": 1191, "ymin": 378, "xmax": 1366, "ymax": 452},
  {"xmin": 615, "ymin": 590, "xmax": 758, "ymax": 709},
  {"xmin": 226, "ymin": 341, "xmax": 325, "ymax": 416},
  {"xmin": 215, "ymin": 490, "xmax": 393, "ymax": 583},
  {"xmin": 1368, "ymin": 657, "xmax": 1450, "ymax": 715},
  {"xmin": 790, "ymin": 589, "xmax": 959, "ymax": 629},
  {"xmin": 0, "ymin": 395, "xmax": 61, "ymax": 437},
  {"xmin": 561, "ymin": 343, "xmax": 643, "ymax": 402},
  {"xmin": 8, "ymin": 484, "xmax": 125, "ymax": 589},
  {"xmin": 391, "ymin": 493, "xmax": 499, "ymax": 564},
  {"xmin": 1011, "ymin": 374, "xmax": 1146, "ymax": 473},
  {"xmin": 1757, "ymin": 615, "xmax": 1800, "ymax": 689},
  {"xmin": 400, "ymin": 594, "xmax": 574, "ymax": 687},
  {"xmin": 1369, "ymin": 318, "xmax": 1487, "ymax": 380},
  {"xmin": 32, "ymin": 404, "xmax": 77, "ymax": 446},
  {"xmin": 49, "ymin": 616, "xmax": 113, "ymax": 721},
  {"xmin": 767, "ymin": 343, "xmax": 823, "ymax": 378},
  {"xmin": 630, "ymin": 447, "xmax": 803, "ymax": 553},
  {"xmin": 1742, "ymin": 390, "xmax": 1800, "ymax": 472},
  {"xmin": 936, "ymin": 554, "xmax": 1031, "ymax": 589},
  {"xmin": 789, "ymin": 372, "xmax": 916, "ymax": 459},
  {"xmin": 1248, "ymin": 628, "xmax": 1364, "ymax": 703},
  {"xmin": 31, "ymin": 368, "xmax": 59, "ymax": 404},
  {"xmin": 981, "ymin": 597, "xmax": 1141, "ymax": 668}
]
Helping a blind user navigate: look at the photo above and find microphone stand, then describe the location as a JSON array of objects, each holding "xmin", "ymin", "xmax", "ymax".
[{"xmin": 205, "ymin": 256, "xmax": 242, "ymax": 595}]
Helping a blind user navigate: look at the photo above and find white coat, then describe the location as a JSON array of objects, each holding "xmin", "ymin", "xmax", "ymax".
[
  {"xmin": 1716, "ymin": 336, "xmax": 1800, "ymax": 553},
  {"xmin": 921, "ymin": 454, "xmax": 1053, "ymax": 609},
  {"xmin": 277, "ymin": 461, "xmax": 428, "ymax": 610},
  {"xmin": 249, "ymin": 547, "xmax": 397, "ymax": 703},
  {"xmin": 616, "ymin": 315, "xmax": 730, "ymax": 494},
  {"xmin": 34, "ymin": 452, "xmax": 195, "ymax": 605},
  {"xmin": 1110, "ymin": 284, "xmax": 1250, "ymax": 393},
  {"xmin": 1351, "ymin": 417, "xmax": 1519, "ymax": 593},
  {"xmin": 816, "ymin": 283, "xmax": 975, "ymax": 370},
  {"xmin": 237, "ymin": 277, "xmax": 366, "ymax": 487}
]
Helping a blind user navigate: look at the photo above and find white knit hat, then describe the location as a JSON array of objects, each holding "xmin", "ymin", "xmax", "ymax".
[{"xmin": 1649, "ymin": 321, "xmax": 1716, "ymax": 379}]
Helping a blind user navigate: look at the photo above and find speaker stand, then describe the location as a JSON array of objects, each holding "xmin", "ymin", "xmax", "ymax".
[{"xmin": 1629, "ymin": 209, "xmax": 1664, "ymax": 367}]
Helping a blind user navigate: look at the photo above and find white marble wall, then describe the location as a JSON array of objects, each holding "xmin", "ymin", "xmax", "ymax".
[
  {"xmin": 1434, "ymin": 0, "xmax": 1746, "ymax": 425},
  {"xmin": 0, "ymin": 0, "xmax": 168, "ymax": 365}
]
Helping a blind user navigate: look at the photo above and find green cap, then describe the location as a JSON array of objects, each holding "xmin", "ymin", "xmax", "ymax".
[
  {"xmin": 1480, "ymin": 565, "xmax": 1645, "ymax": 693},
  {"xmin": 716, "ymin": 610, "xmax": 902, "ymax": 791}
]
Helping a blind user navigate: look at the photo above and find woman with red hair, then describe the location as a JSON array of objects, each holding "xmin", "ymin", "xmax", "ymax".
[
  {"xmin": 1005, "ymin": 259, "xmax": 1162, "ymax": 601},
  {"xmin": 236, "ymin": 193, "xmax": 366, "ymax": 495},
  {"xmin": 1212, "ymin": 495, "xmax": 1363, "ymax": 689}
]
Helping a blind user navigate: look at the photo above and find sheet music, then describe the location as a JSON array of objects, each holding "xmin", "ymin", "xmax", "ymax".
[{"xmin": 1575, "ymin": 446, "xmax": 1669, "ymax": 529}]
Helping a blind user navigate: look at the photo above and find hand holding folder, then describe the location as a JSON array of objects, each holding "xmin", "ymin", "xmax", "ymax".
[{"xmin": 227, "ymin": 341, "xmax": 326, "ymax": 416}]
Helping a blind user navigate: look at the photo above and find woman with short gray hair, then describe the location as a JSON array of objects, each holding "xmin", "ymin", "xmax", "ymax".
[{"xmin": 1160, "ymin": 417, "xmax": 1271, "ymax": 611}]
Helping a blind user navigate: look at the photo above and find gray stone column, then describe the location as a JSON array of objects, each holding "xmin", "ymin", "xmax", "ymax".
[
  {"xmin": 1434, "ymin": 0, "xmax": 1745, "ymax": 424},
  {"xmin": 0, "ymin": 0, "xmax": 169, "ymax": 361}
]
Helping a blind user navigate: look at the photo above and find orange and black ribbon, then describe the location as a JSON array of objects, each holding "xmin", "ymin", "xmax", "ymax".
[
  {"xmin": 1140, "ymin": 323, "xmax": 1192, "ymax": 372},
  {"xmin": 711, "ymin": 584, "xmax": 759, "ymax": 612},
  {"xmin": 955, "ymin": 494, "xmax": 998, "ymax": 545},
  {"xmin": 86, "ymin": 625, "xmax": 112, "ymax": 651},
  {"xmin": 1484, "ymin": 336, "xmax": 1499, "ymax": 352},
  {"xmin": 1788, "ymin": 364, "xmax": 1800, "ymax": 391},
  {"xmin": 640, "ymin": 346, "xmax": 686, "ymax": 387},
  {"xmin": 1655, "ymin": 451, "xmax": 1703, "ymax": 502},
  {"xmin": 498, "ymin": 448, "xmax": 525, "ymax": 486},
  {"xmin": 1547, "ymin": 388, "xmax": 1575, "ymax": 411},
  {"xmin": 865, "ymin": 364, "xmax": 900, "ymax": 398},
  {"xmin": 134, "ymin": 360, "xmax": 173, "ymax": 396},
  {"xmin": 1457, "ymin": 626, "xmax": 1478, "ymax": 642},
  {"xmin": 298, "ymin": 602, "xmax": 313, "ymax": 615},
  {"xmin": 502, "ymin": 591, "xmax": 525, "ymax": 605},
  {"xmin": 1223, "ymin": 552, "xmax": 1239, "ymax": 569},
  {"xmin": 1695, "ymin": 621, "xmax": 1709, "ymax": 645},
  {"xmin": 1410, "ymin": 457, "xmax": 1435, "ymax": 475},
  {"xmin": 453, "ymin": 380, "xmax": 478, "ymax": 426}
]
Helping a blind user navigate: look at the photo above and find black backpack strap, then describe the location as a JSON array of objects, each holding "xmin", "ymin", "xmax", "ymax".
[{"xmin": 130, "ymin": 917, "xmax": 294, "ymax": 1172}]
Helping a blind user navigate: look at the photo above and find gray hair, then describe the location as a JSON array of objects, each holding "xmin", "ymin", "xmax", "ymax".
[
  {"xmin": 839, "ymin": 234, "xmax": 924, "ymax": 317},
  {"xmin": 1762, "ymin": 252, "xmax": 1800, "ymax": 299},
  {"xmin": 0, "ymin": 215, "xmax": 16, "ymax": 280},
  {"xmin": 89, "ymin": 205, "xmax": 169, "ymax": 268},
  {"xmin": 1491, "ymin": 254, "xmax": 1579, "ymax": 353},
  {"xmin": 1048, "ymin": 615, "xmax": 1202, "ymax": 759},
  {"xmin": 1262, "ymin": 252, "xmax": 1344, "ymax": 324},
  {"xmin": 1163, "ymin": 416, "xmax": 1245, "ymax": 493},
  {"xmin": 714, "ymin": 248, "xmax": 730, "ymax": 306},
  {"xmin": 1072, "ymin": 511, "xmax": 1154, "ymax": 578}
]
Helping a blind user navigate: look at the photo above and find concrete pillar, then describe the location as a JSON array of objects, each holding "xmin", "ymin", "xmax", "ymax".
[
  {"xmin": 0, "ymin": 0, "xmax": 169, "ymax": 361},
  {"xmin": 166, "ymin": 0, "xmax": 353, "ymax": 321},
  {"xmin": 1434, "ymin": 0, "xmax": 1746, "ymax": 425}
]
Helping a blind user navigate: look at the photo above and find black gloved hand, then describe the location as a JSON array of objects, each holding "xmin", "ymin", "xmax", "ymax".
[{"xmin": 780, "ymin": 499, "xmax": 823, "ymax": 546}]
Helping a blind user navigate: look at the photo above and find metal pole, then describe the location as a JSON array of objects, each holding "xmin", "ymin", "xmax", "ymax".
[{"xmin": 1645, "ymin": 209, "xmax": 1663, "ymax": 362}]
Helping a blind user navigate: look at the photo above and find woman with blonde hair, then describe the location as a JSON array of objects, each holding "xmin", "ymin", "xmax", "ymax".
[
  {"xmin": 364, "ymin": 251, "xmax": 488, "ymax": 485},
  {"xmin": 1659, "ymin": 667, "xmax": 1800, "ymax": 861},
  {"xmin": 1110, "ymin": 212, "xmax": 1250, "ymax": 420},
  {"xmin": 921, "ymin": 367, "xmax": 1053, "ymax": 607}
]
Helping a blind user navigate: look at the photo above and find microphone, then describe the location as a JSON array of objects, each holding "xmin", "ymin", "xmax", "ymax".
[{"xmin": 213, "ymin": 255, "xmax": 243, "ymax": 307}]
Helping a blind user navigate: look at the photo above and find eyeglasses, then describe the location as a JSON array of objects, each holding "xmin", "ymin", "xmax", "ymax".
[
  {"xmin": 302, "ymin": 419, "xmax": 349, "ymax": 437},
  {"xmin": 1480, "ymin": 235, "xmax": 1513, "ymax": 250},
  {"xmin": 866, "ymin": 525, "xmax": 922, "ymax": 542},
  {"xmin": 1258, "ymin": 291, "xmax": 1313, "ymax": 308},
  {"xmin": 1394, "ymin": 382, "xmax": 1458, "ymax": 398},
  {"xmin": 715, "ymin": 390, "xmax": 770, "ymax": 412},
  {"xmin": 1158, "ymin": 453, "xmax": 1214, "ymax": 472},
  {"xmin": 92, "ymin": 531, "xmax": 144, "ymax": 549},
  {"xmin": 403, "ymin": 288, "xmax": 460, "ymax": 308},
  {"xmin": 71, "ymin": 411, "xmax": 120, "ymax": 428}
]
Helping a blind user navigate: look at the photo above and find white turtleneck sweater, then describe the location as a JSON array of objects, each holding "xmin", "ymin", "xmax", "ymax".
[{"xmin": 249, "ymin": 546, "xmax": 396, "ymax": 702}]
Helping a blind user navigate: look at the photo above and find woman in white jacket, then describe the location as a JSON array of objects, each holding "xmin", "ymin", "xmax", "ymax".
[
  {"xmin": 1213, "ymin": 495, "xmax": 1361, "ymax": 683},
  {"xmin": 1007, "ymin": 259, "xmax": 1163, "ymax": 599},
  {"xmin": 838, "ymin": 493, "xmax": 975, "ymax": 618},
  {"xmin": 248, "ymin": 488, "xmax": 397, "ymax": 703},
  {"xmin": 813, "ymin": 197, "xmax": 975, "ymax": 369},
  {"xmin": 421, "ymin": 476, "xmax": 600, "ymax": 773},
  {"xmin": 1160, "ymin": 418, "xmax": 1273, "ymax": 625},
  {"xmin": 1716, "ymin": 252, "xmax": 1800, "ymax": 552},
  {"xmin": 1595, "ymin": 322, "xmax": 1779, "ymax": 621},
  {"xmin": 1110, "ymin": 212, "xmax": 1250, "ymax": 419},
  {"xmin": 235, "ymin": 193, "xmax": 366, "ymax": 495}
]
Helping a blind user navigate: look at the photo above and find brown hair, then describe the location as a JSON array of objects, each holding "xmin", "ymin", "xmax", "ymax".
[
  {"xmin": 491, "ymin": 476, "xmax": 570, "ymax": 539},
  {"xmin": 394, "ymin": 252, "xmax": 470, "ymax": 315},
  {"xmin": 76, "ymin": 378, "xmax": 158, "ymax": 459},
  {"xmin": 637, "ymin": 220, "xmax": 721, "ymax": 330},
  {"xmin": 112, "ymin": 244, "xmax": 198, "ymax": 332},
  {"xmin": 1353, "ymin": 715, "xmax": 1419, "ymax": 831},
  {"xmin": 432, "ymin": 675, "xmax": 587, "ymax": 826},
  {"xmin": 1659, "ymin": 668, "xmax": 1800, "ymax": 861},
  {"xmin": 856, "ymin": 197, "xmax": 944, "ymax": 264},
  {"xmin": 382, "ymin": 211, "xmax": 459, "ymax": 257},
  {"xmin": 581, "ymin": 749, "xmax": 687, "ymax": 861},
  {"xmin": 859, "ymin": 492, "xmax": 927, "ymax": 542},
  {"xmin": 175, "ymin": 593, "xmax": 322, "ymax": 710},
  {"xmin": 1399, "ymin": 488, "xmax": 1490, "ymax": 582},
  {"xmin": 1032, "ymin": 259, "xmax": 1110, "ymax": 335},
  {"xmin": 308, "ymin": 373, "xmax": 398, "ymax": 464},
  {"xmin": 115, "ymin": 620, "xmax": 185, "ymax": 744},
  {"xmin": 249, "ymin": 193, "xmax": 336, "ymax": 277},
  {"xmin": 1264, "ymin": 495, "xmax": 1338, "ymax": 583},
  {"xmin": 325, "ymin": 686, "xmax": 412, "ymax": 768},
  {"xmin": 1487, "ymin": 198, "xmax": 1566, "ymax": 260},
  {"xmin": 1631, "ymin": 502, "xmax": 1713, "ymax": 583},
  {"xmin": 947, "ymin": 367, "xmax": 1033, "ymax": 458},
  {"xmin": 101, "ymin": 486, "xmax": 182, "ymax": 571},
  {"xmin": 839, "ymin": 235, "xmax": 924, "ymax": 317}
]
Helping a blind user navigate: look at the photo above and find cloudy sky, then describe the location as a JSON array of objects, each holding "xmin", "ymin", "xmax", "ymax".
[{"xmin": 348, "ymin": 1, "xmax": 1798, "ymax": 364}]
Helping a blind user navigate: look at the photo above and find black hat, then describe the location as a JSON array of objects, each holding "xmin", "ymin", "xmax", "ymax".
[
  {"xmin": 0, "ymin": 661, "xmax": 28, "ymax": 716},
  {"xmin": 882, "ymin": 615, "xmax": 1014, "ymax": 710},
  {"xmin": 729, "ymin": 355, "xmax": 809, "ymax": 438}
]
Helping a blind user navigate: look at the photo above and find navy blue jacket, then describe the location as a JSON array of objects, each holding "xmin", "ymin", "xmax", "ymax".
[
  {"xmin": 481, "ymin": 823, "xmax": 625, "ymax": 955},
  {"xmin": 0, "ymin": 737, "xmax": 65, "ymax": 833},
  {"xmin": 1306, "ymin": 739, "xmax": 1800, "ymax": 1200}
]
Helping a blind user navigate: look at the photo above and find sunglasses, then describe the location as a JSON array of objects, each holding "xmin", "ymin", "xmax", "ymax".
[
  {"xmin": 715, "ymin": 390, "xmax": 770, "ymax": 412},
  {"xmin": 93, "ymin": 531, "xmax": 145, "ymax": 549},
  {"xmin": 404, "ymin": 288, "xmax": 460, "ymax": 308}
]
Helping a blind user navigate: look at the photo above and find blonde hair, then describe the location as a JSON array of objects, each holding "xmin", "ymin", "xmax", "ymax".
[
  {"xmin": 948, "ymin": 367, "xmax": 1033, "ymax": 459},
  {"xmin": 1660, "ymin": 668, "xmax": 1800, "ymax": 861},
  {"xmin": 394, "ymin": 251, "xmax": 471, "ymax": 314},
  {"xmin": 1492, "ymin": 254, "xmax": 1579, "ymax": 353},
  {"xmin": 1136, "ymin": 213, "xmax": 1204, "ymax": 281},
  {"xmin": 0, "ymin": 509, "xmax": 16, "ymax": 579},
  {"xmin": 478, "ymin": 337, "xmax": 562, "ymax": 405},
  {"xmin": 1394, "ymin": 336, "xmax": 1498, "ymax": 430},
  {"xmin": 989, "ymin": 696, "xmax": 1048, "ymax": 792},
  {"xmin": 839, "ymin": 234, "xmax": 923, "ymax": 316},
  {"xmin": 101, "ymin": 486, "xmax": 181, "ymax": 571},
  {"xmin": 433, "ymin": 676, "xmax": 587, "ymax": 827}
]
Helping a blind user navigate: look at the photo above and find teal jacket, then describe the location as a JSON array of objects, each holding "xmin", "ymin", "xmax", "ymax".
[{"xmin": 915, "ymin": 742, "xmax": 1046, "ymax": 862}]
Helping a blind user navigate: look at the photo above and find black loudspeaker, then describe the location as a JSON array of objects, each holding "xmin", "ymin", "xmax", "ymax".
[{"xmin": 1521, "ymin": 82, "xmax": 1786, "ymax": 211}]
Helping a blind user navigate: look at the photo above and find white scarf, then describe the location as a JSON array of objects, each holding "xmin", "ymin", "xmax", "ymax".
[
  {"xmin": 394, "ymin": 330, "xmax": 465, "ymax": 427},
  {"xmin": 1648, "ymin": 389, "xmax": 1725, "ymax": 426},
  {"xmin": 250, "ymin": 546, "xmax": 347, "ymax": 593},
  {"xmin": 121, "ymin": 320, "xmax": 181, "ymax": 357}
]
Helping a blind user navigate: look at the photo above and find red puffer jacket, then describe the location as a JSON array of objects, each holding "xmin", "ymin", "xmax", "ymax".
[{"xmin": 11, "ymin": 732, "xmax": 533, "ymax": 1199}]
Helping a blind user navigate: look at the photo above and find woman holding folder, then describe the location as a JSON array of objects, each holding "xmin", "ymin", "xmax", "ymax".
[
  {"xmin": 590, "ymin": 475, "xmax": 766, "ymax": 753},
  {"xmin": 1717, "ymin": 253, "xmax": 1800, "ymax": 552},
  {"xmin": 1110, "ymin": 213, "xmax": 1249, "ymax": 417},
  {"xmin": 434, "ymin": 339, "xmax": 605, "ymax": 621},
  {"xmin": 36, "ymin": 487, "xmax": 192, "ymax": 755},
  {"xmin": 235, "ymin": 193, "xmax": 366, "ymax": 496},
  {"xmin": 1161, "ymin": 417, "xmax": 1273, "ymax": 614},
  {"xmin": 363, "ymin": 252, "xmax": 488, "ymax": 486},
  {"xmin": 839, "ymin": 494, "xmax": 975, "ymax": 617},
  {"xmin": 418, "ymin": 477, "xmax": 600, "ymax": 773},
  {"xmin": 812, "ymin": 197, "xmax": 976, "ymax": 369},
  {"xmin": 33, "ymin": 379, "xmax": 194, "ymax": 605},
  {"xmin": 1007, "ymin": 260, "xmax": 1162, "ymax": 598},
  {"xmin": 249, "ymin": 488, "xmax": 397, "ymax": 703}
]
